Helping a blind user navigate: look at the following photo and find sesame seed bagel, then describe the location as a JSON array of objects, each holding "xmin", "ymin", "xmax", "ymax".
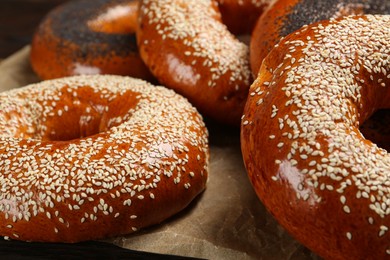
[
  {"xmin": 0, "ymin": 75, "xmax": 209, "ymax": 242},
  {"xmin": 250, "ymin": 0, "xmax": 390, "ymax": 76},
  {"xmin": 241, "ymin": 15, "xmax": 390, "ymax": 259},
  {"xmin": 137, "ymin": 0, "xmax": 252, "ymax": 125},
  {"xmin": 216, "ymin": 0, "xmax": 273, "ymax": 35},
  {"xmin": 30, "ymin": 0, "xmax": 154, "ymax": 81}
]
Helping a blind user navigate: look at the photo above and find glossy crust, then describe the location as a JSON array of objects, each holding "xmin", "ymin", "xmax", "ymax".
[
  {"xmin": 0, "ymin": 75, "xmax": 209, "ymax": 242},
  {"xmin": 216, "ymin": 0, "xmax": 273, "ymax": 35},
  {"xmin": 30, "ymin": 0, "xmax": 154, "ymax": 81},
  {"xmin": 250, "ymin": 0, "xmax": 390, "ymax": 76},
  {"xmin": 137, "ymin": 0, "xmax": 252, "ymax": 125},
  {"xmin": 241, "ymin": 15, "xmax": 390, "ymax": 259}
]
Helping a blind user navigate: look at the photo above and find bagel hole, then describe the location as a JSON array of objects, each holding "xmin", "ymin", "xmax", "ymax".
[
  {"xmin": 36, "ymin": 86, "xmax": 139, "ymax": 142},
  {"xmin": 359, "ymin": 109, "xmax": 390, "ymax": 152}
]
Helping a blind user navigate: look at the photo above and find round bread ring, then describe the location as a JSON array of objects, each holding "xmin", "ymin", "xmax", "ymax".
[
  {"xmin": 241, "ymin": 15, "xmax": 390, "ymax": 259},
  {"xmin": 137, "ymin": 0, "xmax": 252, "ymax": 125},
  {"xmin": 250, "ymin": 0, "xmax": 390, "ymax": 76},
  {"xmin": 216, "ymin": 0, "xmax": 273, "ymax": 35},
  {"xmin": 0, "ymin": 75, "xmax": 208, "ymax": 242},
  {"xmin": 30, "ymin": 0, "xmax": 154, "ymax": 81}
]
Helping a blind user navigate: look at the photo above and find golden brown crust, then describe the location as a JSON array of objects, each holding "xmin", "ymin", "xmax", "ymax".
[
  {"xmin": 241, "ymin": 15, "xmax": 390, "ymax": 259},
  {"xmin": 0, "ymin": 75, "xmax": 209, "ymax": 242},
  {"xmin": 137, "ymin": 0, "xmax": 253, "ymax": 125},
  {"xmin": 250, "ymin": 0, "xmax": 390, "ymax": 77},
  {"xmin": 30, "ymin": 0, "xmax": 154, "ymax": 81}
]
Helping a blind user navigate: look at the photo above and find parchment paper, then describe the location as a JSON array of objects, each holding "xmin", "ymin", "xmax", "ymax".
[{"xmin": 0, "ymin": 46, "xmax": 319, "ymax": 260}]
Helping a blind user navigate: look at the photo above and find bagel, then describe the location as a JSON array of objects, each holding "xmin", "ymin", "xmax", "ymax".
[
  {"xmin": 137, "ymin": 0, "xmax": 254, "ymax": 125},
  {"xmin": 250, "ymin": 0, "xmax": 390, "ymax": 76},
  {"xmin": 241, "ymin": 15, "xmax": 390, "ymax": 259},
  {"xmin": 0, "ymin": 75, "xmax": 208, "ymax": 242},
  {"xmin": 30, "ymin": 0, "xmax": 154, "ymax": 81}
]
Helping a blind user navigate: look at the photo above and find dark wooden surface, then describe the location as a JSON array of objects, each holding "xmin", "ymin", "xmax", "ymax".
[
  {"xmin": 0, "ymin": 0, "xmax": 69, "ymax": 59},
  {"xmin": 0, "ymin": 239, "xmax": 201, "ymax": 259}
]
